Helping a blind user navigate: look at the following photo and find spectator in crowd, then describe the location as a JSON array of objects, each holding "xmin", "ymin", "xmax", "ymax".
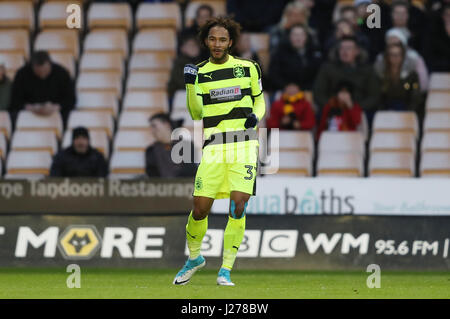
[
  {"xmin": 227, "ymin": 0, "xmax": 289, "ymax": 32},
  {"xmin": 376, "ymin": 28, "xmax": 429, "ymax": 92},
  {"xmin": 429, "ymin": 4, "xmax": 450, "ymax": 72},
  {"xmin": 374, "ymin": 42, "xmax": 422, "ymax": 112},
  {"xmin": 317, "ymin": 80, "xmax": 362, "ymax": 140},
  {"xmin": 323, "ymin": 18, "xmax": 370, "ymax": 58},
  {"xmin": 179, "ymin": 4, "xmax": 214, "ymax": 61},
  {"xmin": 146, "ymin": 113, "xmax": 198, "ymax": 178},
  {"xmin": 266, "ymin": 83, "xmax": 315, "ymax": 131},
  {"xmin": 9, "ymin": 51, "xmax": 75, "ymax": 124},
  {"xmin": 269, "ymin": 24, "xmax": 322, "ymax": 91},
  {"xmin": 168, "ymin": 35, "xmax": 201, "ymax": 102},
  {"xmin": 268, "ymin": 1, "xmax": 319, "ymax": 54},
  {"xmin": 233, "ymin": 32, "xmax": 261, "ymax": 64},
  {"xmin": 0, "ymin": 58, "xmax": 11, "ymax": 111},
  {"xmin": 298, "ymin": 0, "xmax": 337, "ymax": 46},
  {"xmin": 50, "ymin": 127, "xmax": 108, "ymax": 178},
  {"xmin": 313, "ymin": 36, "xmax": 380, "ymax": 119}
]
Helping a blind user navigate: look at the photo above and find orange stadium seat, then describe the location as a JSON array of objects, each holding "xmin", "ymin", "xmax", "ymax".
[
  {"xmin": 126, "ymin": 71, "xmax": 170, "ymax": 92},
  {"xmin": 113, "ymin": 130, "xmax": 155, "ymax": 152},
  {"xmin": 184, "ymin": 0, "xmax": 226, "ymax": 27},
  {"xmin": 420, "ymin": 153, "xmax": 450, "ymax": 178},
  {"xmin": 0, "ymin": 111, "xmax": 12, "ymax": 140},
  {"xmin": 133, "ymin": 28, "xmax": 177, "ymax": 56},
  {"xmin": 76, "ymin": 72, "xmax": 122, "ymax": 99},
  {"xmin": 84, "ymin": 29, "xmax": 129, "ymax": 60},
  {"xmin": 6, "ymin": 151, "xmax": 52, "ymax": 178},
  {"xmin": 421, "ymin": 132, "xmax": 450, "ymax": 153},
  {"xmin": 317, "ymin": 152, "xmax": 363, "ymax": 177},
  {"xmin": 50, "ymin": 52, "xmax": 75, "ymax": 78},
  {"xmin": 428, "ymin": 73, "xmax": 450, "ymax": 92},
  {"xmin": 426, "ymin": 92, "xmax": 450, "ymax": 112},
  {"xmin": 62, "ymin": 129, "xmax": 110, "ymax": 159},
  {"xmin": 76, "ymin": 92, "xmax": 119, "ymax": 118},
  {"xmin": 11, "ymin": 131, "xmax": 58, "ymax": 155},
  {"xmin": 79, "ymin": 52, "xmax": 124, "ymax": 79},
  {"xmin": 372, "ymin": 111, "xmax": 419, "ymax": 138},
  {"xmin": 369, "ymin": 132, "xmax": 416, "ymax": 156},
  {"xmin": 39, "ymin": 1, "xmax": 83, "ymax": 30},
  {"xmin": 87, "ymin": 2, "xmax": 132, "ymax": 31},
  {"xmin": 318, "ymin": 131, "xmax": 365, "ymax": 157},
  {"xmin": 129, "ymin": 52, "xmax": 173, "ymax": 72},
  {"xmin": 0, "ymin": 131, "xmax": 6, "ymax": 160},
  {"xmin": 135, "ymin": 2, "xmax": 182, "ymax": 30},
  {"xmin": 109, "ymin": 151, "xmax": 146, "ymax": 178},
  {"xmin": 0, "ymin": 53, "xmax": 26, "ymax": 80},
  {"xmin": 369, "ymin": 152, "xmax": 415, "ymax": 177},
  {"xmin": 67, "ymin": 111, "xmax": 114, "ymax": 138},
  {"xmin": 0, "ymin": 1, "xmax": 34, "ymax": 31},
  {"xmin": 15, "ymin": 111, "xmax": 63, "ymax": 139},
  {"xmin": 34, "ymin": 30, "xmax": 79, "ymax": 60},
  {"xmin": 266, "ymin": 150, "xmax": 312, "ymax": 176},
  {"xmin": 273, "ymin": 130, "xmax": 314, "ymax": 154},
  {"xmin": 118, "ymin": 111, "xmax": 154, "ymax": 131},
  {"xmin": 423, "ymin": 112, "xmax": 450, "ymax": 133},
  {"xmin": 0, "ymin": 30, "xmax": 30, "ymax": 60},
  {"xmin": 122, "ymin": 91, "xmax": 168, "ymax": 113}
]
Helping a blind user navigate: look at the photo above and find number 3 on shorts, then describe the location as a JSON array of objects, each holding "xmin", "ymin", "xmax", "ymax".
[{"xmin": 244, "ymin": 165, "xmax": 254, "ymax": 180}]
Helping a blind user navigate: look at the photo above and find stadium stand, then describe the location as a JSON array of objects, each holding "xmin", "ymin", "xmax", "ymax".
[
  {"xmin": 132, "ymin": 28, "xmax": 177, "ymax": 56},
  {"xmin": 109, "ymin": 150, "xmax": 146, "ymax": 179},
  {"xmin": 15, "ymin": 110, "xmax": 63, "ymax": 139},
  {"xmin": 34, "ymin": 30, "xmax": 79, "ymax": 60},
  {"xmin": 267, "ymin": 150, "xmax": 312, "ymax": 177},
  {"xmin": 428, "ymin": 73, "xmax": 450, "ymax": 92},
  {"xmin": 0, "ymin": 131, "xmax": 5, "ymax": 160},
  {"xmin": 62, "ymin": 129, "xmax": 110, "ymax": 159},
  {"xmin": 317, "ymin": 152, "xmax": 364, "ymax": 177},
  {"xmin": 318, "ymin": 131, "xmax": 365, "ymax": 158},
  {"xmin": 135, "ymin": 2, "xmax": 182, "ymax": 31},
  {"xmin": 0, "ymin": 30, "xmax": 30, "ymax": 60},
  {"xmin": 49, "ymin": 52, "xmax": 75, "ymax": 78},
  {"xmin": 76, "ymin": 92, "xmax": 119, "ymax": 119},
  {"xmin": 423, "ymin": 112, "xmax": 450, "ymax": 133},
  {"xmin": 87, "ymin": 2, "xmax": 132, "ymax": 32},
  {"xmin": 372, "ymin": 111, "xmax": 419, "ymax": 139},
  {"xmin": 118, "ymin": 111, "xmax": 154, "ymax": 131},
  {"xmin": 83, "ymin": 29, "xmax": 129, "ymax": 60},
  {"xmin": 39, "ymin": 1, "xmax": 83, "ymax": 31},
  {"xmin": 126, "ymin": 72, "xmax": 170, "ymax": 92},
  {"xmin": 0, "ymin": 111, "xmax": 12, "ymax": 140},
  {"xmin": 184, "ymin": 0, "xmax": 226, "ymax": 27},
  {"xmin": 426, "ymin": 92, "xmax": 450, "ymax": 112},
  {"xmin": 11, "ymin": 131, "xmax": 58, "ymax": 155},
  {"xmin": 0, "ymin": 1, "xmax": 34, "ymax": 32},
  {"xmin": 79, "ymin": 52, "xmax": 124, "ymax": 79},
  {"xmin": 421, "ymin": 132, "xmax": 450, "ymax": 154},
  {"xmin": 122, "ymin": 91, "xmax": 168, "ymax": 113},
  {"xmin": 420, "ymin": 153, "xmax": 450, "ymax": 178},
  {"xmin": 0, "ymin": 53, "xmax": 25, "ymax": 81},
  {"xmin": 5, "ymin": 150, "xmax": 52, "ymax": 178},
  {"xmin": 113, "ymin": 130, "xmax": 155, "ymax": 152},
  {"xmin": 129, "ymin": 52, "xmax": 173, "ymax": 73},
  {"xmin": 67, "ymin": 110, "xmax": 114, "ymax": 139},
  {"xmin": 76, "ymin": 72, "xmax": 122, "ymax": 99},
  {"xmin": 369, "ymin": 152, "xmax": 416, "ymax": 178},
  {"xmin": 369, "ymin": 132, "xmax": 416, "ymax": 156}
]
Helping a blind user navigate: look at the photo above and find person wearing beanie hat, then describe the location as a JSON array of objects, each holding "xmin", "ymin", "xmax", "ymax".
[
  {"xmin": 50, "ymin": 126, "xmax": 108, "ymax": 177},
  {"xmin": 0, "ymin": 57, "xmax": 12, "ymax": 111}
]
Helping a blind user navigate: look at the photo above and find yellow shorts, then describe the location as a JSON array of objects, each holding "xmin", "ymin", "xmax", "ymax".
[{"xmin": 193, "ymin": 143, "xmax": 258, "ymax": 199}]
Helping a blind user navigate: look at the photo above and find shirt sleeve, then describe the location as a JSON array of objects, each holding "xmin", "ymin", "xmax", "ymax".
[
  {"xmin": 250, "ymin": 61, "xmax": 266, "ymax": 121},
  {"xmin": 186, "ymin": 77, "xmax": 203, "ymax": 121}
]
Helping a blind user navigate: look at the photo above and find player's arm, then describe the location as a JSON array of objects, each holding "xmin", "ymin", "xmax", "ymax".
[
  {"xmin": 244, "ymin": 62, "xmax": 265, "ymax": 129},
  {"xmin": 184, "ymin": 64, "xmax": 203, "ymax": 120}
]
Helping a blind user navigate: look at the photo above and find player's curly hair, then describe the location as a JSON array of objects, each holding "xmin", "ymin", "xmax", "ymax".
[{"xmin": 198, "ymin": 16, "xmax": 242, "ymax": 51}]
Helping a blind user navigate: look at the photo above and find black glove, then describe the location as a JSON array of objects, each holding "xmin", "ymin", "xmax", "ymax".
[
  {"xmin": 244, "ymin": 113, "xmax": 258, "ymax": 129},
  {"xmin": 184, "ymin": 64, "xmax": 198, "ymax": 85}
]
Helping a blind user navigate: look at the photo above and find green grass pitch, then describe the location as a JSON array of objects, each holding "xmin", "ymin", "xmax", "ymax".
[{"xmin": 0, "ymin": 268, "xmax": 448, "ymax": 299}]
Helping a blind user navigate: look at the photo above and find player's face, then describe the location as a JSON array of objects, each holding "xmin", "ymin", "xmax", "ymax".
[{"xmin": 206, "ymin": 26, "xmax": 232, "ymax": 62}]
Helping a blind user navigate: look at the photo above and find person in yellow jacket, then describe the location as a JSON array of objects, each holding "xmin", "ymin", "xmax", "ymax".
[{"xmin": 173, "ymin": 16, "xmax": 266, "ymax": 286}]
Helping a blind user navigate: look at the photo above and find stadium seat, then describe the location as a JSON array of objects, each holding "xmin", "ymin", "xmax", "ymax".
[
  {"xmin": 317, "ymin": 152, "xmax": 363, "ymax": 177},
  {"xmin": 67, "ymin": 111, "xmax": 114, "ymax": 139},
  {"xmin": 109, "ymin": 151, "xmax": 146, "ymax": 178},
  {"xmin": 369, "ymin": 132, "xmax": 416, "ymax": 156},
  {"xmin": 129, "ymin": 52, "xmax": 174, "ymax": 72},
  {"xmin": 132, "ymin": 29, "xmax": 177, "ymax": 56},
  {"xmin": 270, "ymin": 131, "xmax": 314, "ymax": 154},
  {"xmin": 50, "ymin": 52, "xmax": 75, "ymax": 78},
  {"xmin": 76, "ymin": 92, "xmax": 119, "ymax": 118},
  {"xmin": 79, "ymin": 52, "xmax": 124, "ymax": 79},
  {"xmin": 76, "ymin": 72, "xmax": 122, "ymax": 99},
  {"xmin": 428, "ymin": 73, "xmax": 450, "ymax": 92},
  {"xmin": 118, "ymin": 111, "xmax": 154, "ymax": 131},
  {"xmin": 122, "ymin": 91, "xmax": 168, "ymax": 113},
  {"xmin": 0, "ymin": 131, "xmax": 6, "ymax": 160},
  {"xmin": 6, "ymin": 151, "xmax": 52, "ymax": 177},
  {"xmin": 84, "ymin": 30, "xmax": 129, "ymax": 60},
  {"xmin": 423, "ymin": 112, "xmax": 450, "ymax": 133},
  {"xmin": 318, "ymin": 131, "xmax": 365, "ymax": 157},
  {"xmin": 0, "ymin": 111, "xmax": 11, "ymax": 140},
  {"xmin": 172, "ymin": 90, "xmax": 187, "ymax": 111},
  {"xmin": 184, "ymin": 1, "xmax": 226, "ymax": 27},
  {"xmin": 113, "ymin": 130, "xmax": 155, "ymax": 152},
  {"xmin": 357, "ymin": 112, "xmax": 369, "ymax": 141},
  {"xmin": 420, "ymin": 152, "xmax": 450, "ymax": 178},
  {"xmin": 369, "ymin": 152, "xmax": 415, "ymax": 177},
  {"xmin": 0, "ymin": 158, "xmax": 2, "ymax": 176},
  {"xmin": 0, "ymin": 1, "xmax": 34, "ymax": 31},
  {"xmin": 372, "ymin": 111, "xmax": 419, "ymax": 138},
  {"xmin": 0, "ymin": 30, "xmax": 30, "ymax": 59},
  {"xmin": 248, "ymin": 33, "xmax": 270, "ymax": 73},
  {"xmin": 135, "ymin": 2, "xmax": 182, "ymax": 30},
  {"xmin": 426, "ymin": 92, "xmax": 450, "ymax": 112},
  {"xmin": 15, "ymin": 111, "xmax": 63, "ymax": 139},
  {"xmin": 266, "ymin": 150, "xmax": 312, "ymax": 176},
  {"xmin": 0, "ymin": 53, "xmax": 25, "ymax": 80},
  {"xmin": 421, "ymin": 132, "xmax": 450, "ymax": 153},
  {"xmin": 11, "ymin": 131, "xmax": 58, "ymax": 155},
  {"xmin": 39, "ymin": 1, "xmax": 83, "ymax": 30},
  {"xmin": 126, "ymin": 71, "xmax": 170, "ymax": 92},
  {"xmin": 34, "ymin": 30, "xmax": 79, "ymax": 60},
  {"xmin": 62, "ymin": 129, "xmax": 110, "ymax": 159},
  {"xmin": 87, "ymin": 2, "xmax": 132, "ymax": 31},
  {"xmin": 171, "ymin": 109, "xmax": 195, "ymax": 129}
]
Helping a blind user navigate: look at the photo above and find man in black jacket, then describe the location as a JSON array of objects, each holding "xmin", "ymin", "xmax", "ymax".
[
  {"xmin": 9, "ymin": 51, "xmax": 75, "ymax": 125},
  {"xmin": 50, "ymin": 127, "xmax": 108, "ymax": 178}
]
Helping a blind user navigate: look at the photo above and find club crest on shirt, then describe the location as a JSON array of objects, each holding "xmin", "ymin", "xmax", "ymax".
[
  {"xmin": 233, "ymin": 65, "xmax": 245, "ymax": 78},
  {"xmin": 195, "ymin": 177, "xmax": 203, "ymax": 190}
]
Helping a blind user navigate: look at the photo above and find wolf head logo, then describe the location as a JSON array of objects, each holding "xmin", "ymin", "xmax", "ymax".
[{"xmin": 68, "ymin": 233, "xmax": 91, "ymax": 253}]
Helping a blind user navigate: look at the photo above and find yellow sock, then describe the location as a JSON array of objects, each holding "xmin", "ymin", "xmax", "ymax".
[
  {"xmin": 221, "ymin": 215, "xmax": 246, "ymax": 270},
  {"xmin": 185, "ymin": 211, "xmax": 208, "ymax": 260}
]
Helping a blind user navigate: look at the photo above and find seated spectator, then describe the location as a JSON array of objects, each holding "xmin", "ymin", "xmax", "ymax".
[
  {"xmin": 376, "ymin": 28, "xmax": 429, "ymax": 92},
  {"xmin": 168, "ymin": 35, "xmax": 201, "ymax": 102},
  {"xmin": 146, "ymin": 113, "xmax": 198, "ymax": 178},
  {"xmin": 0, "ymin": 58, "xmax": 11, "ymax": 111},
  {"xmin": 233, "ymin": 32, "xmax": 261, "ymax": 64},
  {"xmin": 313, "ymin": 36, "xmax": 380, "ymax": 117},
  {"xmin": 317, "ymin": 81, "xmax": 362, "ymax": 140},
  {"xmin": 179, "ymin": 4, "xmax": 213, "ymax": 61},
  {"xmin": 374, "ymin": 42, "xmax": 422, "ymax": 112},
  {"xmin": 429, "ymin": 4, "xmax": 450, "ymax": 72},
  {"xmin": 266, "ymin": 83, "xmax": 315, "ymax": 131},
  {"xmin": 9, "ymin": 51, "xmax": 75, "ymax": 124},
  {"xmin": 269, "ymin": 24, "xmax": 322, "ymax": 91},
  {"xmin": 50, "ymin": 127, "xmax": 108, "ymax": 177},
  {"xmin": 268, "ymin": 1, "xmax": 319, "ymax": 55}
]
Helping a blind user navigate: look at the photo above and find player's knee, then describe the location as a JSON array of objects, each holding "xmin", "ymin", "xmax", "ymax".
[
  {"xmin": 230, "ymin": 200, "xmax": 247, "ymax": 219},
  {"xmin": 192, "ymin": 207, "xmax": 208, "ymax": 220}
]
